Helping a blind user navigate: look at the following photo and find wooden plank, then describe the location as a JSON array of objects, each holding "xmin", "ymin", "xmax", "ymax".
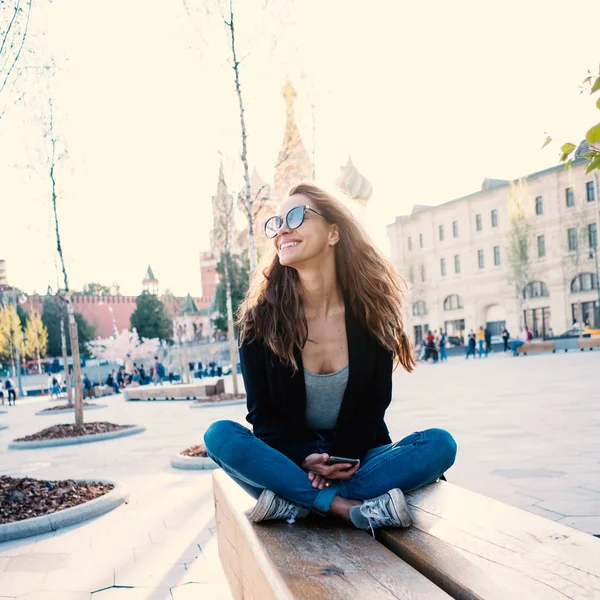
[
  {"xmin": 378, "ymin": 481, "xmax": 600, "ymax": 600},
  {"xmin": 123, "ymin": 382, "xmax": 219, "ymax": 401},
  {"xmin": 516, "ymin": 341, "xmax": 555, "ymax": 354},
  {"xmin": 578, "ymin": 337, "xmax": 600, "ymax": 349},
  {"xmin": 213, "ymin": 469, "xmax": 451, "ymax": 600}
]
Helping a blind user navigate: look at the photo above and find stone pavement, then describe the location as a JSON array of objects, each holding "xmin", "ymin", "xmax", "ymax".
[{"xmin": 0, "ymin": 351, "xmax": 598, "ymax": 598}]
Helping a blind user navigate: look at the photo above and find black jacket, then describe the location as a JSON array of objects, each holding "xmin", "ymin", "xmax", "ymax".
[{"xmin": 239, "ymin": 305, "xmax": 393, "ymax": 466}]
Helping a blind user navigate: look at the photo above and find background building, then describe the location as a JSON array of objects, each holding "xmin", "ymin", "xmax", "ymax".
[{"xmin": 387, "ymin": 156, "xmax": 600, "ymax": 345}]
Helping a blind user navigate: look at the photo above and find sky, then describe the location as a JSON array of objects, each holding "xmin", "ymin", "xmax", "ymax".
[{"xmin": 1, "ymin": 0, "xmax": 599, "ymax": 297}]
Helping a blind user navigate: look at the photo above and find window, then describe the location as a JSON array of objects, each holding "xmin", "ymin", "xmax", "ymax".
[
  {"xmin": 493, "ymin": 246, "xmax": 500, "ymax": 265},
  {"xmin": 478, "ymin": 249, "xmax": 484, "ymax": 269},
  {"xmin": 537, "ymin": 235, "xmax": 546, "ymax": 258},
  {"xmin": 412, "ymin": 300, "xmax": 428, "ymax": 317},
  {"xmin": 452, "ymin": 221, "xmax": 458, "ymax": 237},
  {"xmin": 523, "ymin": 281, "xmax": 549, "ymax": 299},
  {"xmin": 408, "ymin": 236, "xmax": 412, "ymax": 251},
  {"xmin": 589, "ymin": 223, "xmax": 598, "ymax": 248},
  {"xmin": 571, "ymin": 273, "xmax": 598, "ymax": 293},
  {"xmin": 419, "ymin": 233, "xmax": 423, "ymax": 248},
  {"xmin": 454, "ymin": 255, "xmax": 460, "ymax": 274},
  {"xmin": 568, "ymin": 228, "xmax": 577, "ymax": 252},
  {"xmin": 420, "ymin": 264, "xmax": 425, "ymax": 282},
  {"xmin": 475, "ymin": 214, "xmax": 482, "ymax": 231},
  {"xmin": 587, "ymin": 181, "xmax": 595, "ymax": 202},
  {"xmin": 535, "ymin": 196, "xmax": 543, "ymax": 215},
  {"xmin": 408, "ymin": 265, "xmax": 415, "ymax": 284},
  {"xmin": 439, "ymin": 225, "xmax": 444, "ymax": 241},
  {"xmin": 491, "ymin": 209, "xmax": 498, "ymax": 227},
  {"xmin": 440, "ymin": 258, "xmax": 446, "ymax": 276},
  {"xmin": 566, "ymin": 187, "xmax": 574, "ymax": 207},
  {"xmin": 443, "ymin": 294, "xmax": 463, "ymax": 311}
]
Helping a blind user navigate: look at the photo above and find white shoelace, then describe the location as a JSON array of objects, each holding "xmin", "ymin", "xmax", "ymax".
[
  {"xmin": 271, "ymin": 500, "xmax": 301, "ymax": 524},
  {"xmin": 359, "ymin": 498, "xmax": 395, "ymax": 537}
]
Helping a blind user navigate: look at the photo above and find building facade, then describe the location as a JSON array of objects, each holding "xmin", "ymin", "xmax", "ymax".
[{"xmin": 387, "ymin": 159, "xmax": 600, "ymax": 345}]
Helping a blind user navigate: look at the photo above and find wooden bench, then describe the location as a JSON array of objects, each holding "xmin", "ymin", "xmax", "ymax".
[
  {"xmin": 213, "ymin": 469, "xmax": 450, "ymax": 599},
  {"xmin": 578, "ymin": 337, "xmax": 600, "ymax": 350},
  {"xmin": 515, "ymin": 341, "xmax": 555, "ymax": 355},
  {"xmin": 124, "ymin": 379, "xmax": 225, "ymax": 401},
  {"xmin": 213, "ymin": 470, "xmax": 600, "ymax": 599}
]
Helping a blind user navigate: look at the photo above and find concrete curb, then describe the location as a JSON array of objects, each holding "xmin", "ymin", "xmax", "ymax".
[
  {"xmin": 189, "ymin": 399, "xmax": 246, "ymax": 409},
  {"xmin": 0, "ymin": 480, "xmax": 128, "ymax": 543},
  {"xmin": 126, "ymin": 397, "xmax": 198, "ymax": 402},
  {"xmin": 170, "ymin": 454, "xmax": 218, "ymax": 470},
  {"xmin": 35, "ymin": 404, "xmax": 108, "ymax": 416},
  {"xmin": 8, "ymin": 426, "xmax": 146, "ymax": 449}
]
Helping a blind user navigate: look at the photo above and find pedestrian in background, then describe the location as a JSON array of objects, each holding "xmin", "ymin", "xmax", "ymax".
[
  {"xmin": 465, "ymin": 331, "xmax": 476, "ymax": 359},
  {"xmin": 484, "ymin": 327, "xmax": 492, "ymax": 355},
  {"xmin": 4, "ymin": 378, "xmax": 16, "ymax": 406},
  {"xmin": 438, "ymin": 330, "xmax": 448, "ymax": 362},
  {"xmin": 476, "ymin": 326, "xmax": 487, "ymax": 358},
  {"xmin": 501, "ymin": 328, "xmax": 510, "ymax": 352}
]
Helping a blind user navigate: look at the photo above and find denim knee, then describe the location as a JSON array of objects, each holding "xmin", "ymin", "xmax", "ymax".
[
  {"xmin": 204, "ymin": 420, "xmax": 243, "ymax": 460},
  {"xmin": 426, "ymin": 428, "xmax": 457, "ymax": 472}
]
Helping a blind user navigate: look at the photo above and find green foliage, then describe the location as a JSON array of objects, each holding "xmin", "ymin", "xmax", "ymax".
[
  {"xmin": 213, "ymin": 251, "xmax": 250, "ymax": 332},
  {"xmin": 130, "ymin": 291, "xmax": 172, "ymax": 341},
  {"xmin": 80, "ymin": 282, "xmax": 113, "ymax": 296},
  {"xmin": 41, "ymin": 297, "xmax": 96, "ymax": 357},
  {"xmin": 545, "ymin": 68, "xmax": 600, "ymax": 173}
]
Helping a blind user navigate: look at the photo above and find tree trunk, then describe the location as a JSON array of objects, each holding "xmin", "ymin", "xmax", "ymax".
[
  {"xmin": 224, "ymin": 253, "xmax": 239, "ymax": 395},
  {"xmin": 60, "ymin": 318, "xmax": 73, "ymax": 407},
  {"xmin": 37, "ymin": 349, "xmax": 44, "ymax": 395},
  {"xmin": 66, "ymin": 296, "xmax": 83, "ymax": 428}
]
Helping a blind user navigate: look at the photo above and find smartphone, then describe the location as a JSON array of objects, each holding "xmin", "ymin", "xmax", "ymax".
[{"xmin": 325, "ymin": 456, "xmax": 360, "ymax": 467}]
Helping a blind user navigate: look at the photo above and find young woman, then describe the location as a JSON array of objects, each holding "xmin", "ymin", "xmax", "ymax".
[{"xmin": 204, "ymin": 182, "xmax": 456, "ymax": 533}]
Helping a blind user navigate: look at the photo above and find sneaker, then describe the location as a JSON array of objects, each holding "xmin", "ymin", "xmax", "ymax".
[
  {"xmin": 357, "ymin": 488, "xmax": 413, "ymax": 536},
  {"xmin": 249, "ymin": 489, "xmax": 309, "ymax": 524}
]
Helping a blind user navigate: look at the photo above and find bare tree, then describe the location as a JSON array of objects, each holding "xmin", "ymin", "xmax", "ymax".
[
  {"xmin": 506, "ymin": 179, "xmax": 536, "ymax": 326},
  {"xmin": 0, "ymin": 0, "xmax": 32, "ymax": 122},
  {"xmin": 222, "ymin": 0, "xmax": 259, "ymax": 272},
  {"xmin": 213, "ymin": 165, "xmax": 240, "ymax": 394},
  {"xmin": 46, "ymin": 97, "xmax": 84, "ymax": 427}
]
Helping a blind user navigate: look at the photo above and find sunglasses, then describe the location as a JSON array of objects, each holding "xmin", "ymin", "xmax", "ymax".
[{"xmin": 264, "ymin": 205, "xmax": 325, "ymax": 239}]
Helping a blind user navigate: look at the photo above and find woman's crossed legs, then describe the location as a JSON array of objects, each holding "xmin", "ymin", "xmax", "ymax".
[{"xmin": 204, "ymin": 420, "xmax": 457, "ymax": 522}]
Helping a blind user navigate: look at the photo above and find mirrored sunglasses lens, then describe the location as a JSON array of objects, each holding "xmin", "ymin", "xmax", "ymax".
[
  {"xmin": 265, "ymin": 216, "xmax": 281, "ymax": 238},
  {"xmin": 287, "ymin": 206, "xmax": 305, "ymax": 230}
]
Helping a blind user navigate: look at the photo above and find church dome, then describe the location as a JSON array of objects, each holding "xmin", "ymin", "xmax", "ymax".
[{"xmin": 336, "ymin": 158, "xmax": 373, "ymax": 206}]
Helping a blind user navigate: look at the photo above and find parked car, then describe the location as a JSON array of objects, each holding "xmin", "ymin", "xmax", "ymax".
[{"xmin": 546, "ymin": 327, "xmax": 600, "ymax": 340}]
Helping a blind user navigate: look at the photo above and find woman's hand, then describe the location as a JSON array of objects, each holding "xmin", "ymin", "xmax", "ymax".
[
  {"xmin": 302, "ymin": 453, "xmax": 360, "ymax": 481},
  {"xmin": 308, "ymin": 471, "xmax": 330, "ymax": 489}
]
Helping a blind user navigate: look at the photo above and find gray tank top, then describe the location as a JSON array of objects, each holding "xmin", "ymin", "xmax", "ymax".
[{"xmin": 304, "ymin": 365, "xmax": 349, "ymax": 430}]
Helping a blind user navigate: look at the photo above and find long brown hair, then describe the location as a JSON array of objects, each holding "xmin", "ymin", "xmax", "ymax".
[{"xmin": 237, "ymin": 182, "xmax": 415, "ymax": 373}]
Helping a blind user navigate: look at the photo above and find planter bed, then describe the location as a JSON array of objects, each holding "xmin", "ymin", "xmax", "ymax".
[
  {"xmin": 9, "ymin": 422, "xmax": 145, "ymax": 449},
  {"xmin": 171, "ymin": 443, "xmax": 217, "ymax": 470},
  {"xmin": 0, "ymin": 476, "xmax": 127, "ymax": 542},
  {"xmin": 36, "ymin": 403, "xmax": 108, "ymax": 416},
  {"xmin": 190, "ymin": 393, "xmax": 246, "ymax": 409}
]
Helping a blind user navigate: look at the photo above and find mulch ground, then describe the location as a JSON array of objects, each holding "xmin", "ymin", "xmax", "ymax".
[
  {"xmin": 196, "ymin": 393, "xmax": 246, "ymax": 403},
  {"xmin": 14, "ymin": 422, "xmax": 134, "ymax": 442},
  {"xmin": 39, "ymin": 402, "xmax": 97, "ymax": 413},
  {"xmin": 1, "ymin": 476, "xmax": 114, "ymax": 524},
  {"xmin": 181, "ymin": 443, "xmax": 209, "ymax": 458}
]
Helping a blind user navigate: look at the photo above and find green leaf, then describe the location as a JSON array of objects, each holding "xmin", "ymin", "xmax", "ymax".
[
  {"xmin": 596, "ymin": 97, "xmax": 600, "ymax": 110},
  {"xmin": 592, "ymin": 78, "xmax": 600, "ymax": 94},
  {"xmin": 565, "ymin": 159, "xmax": 573, "ymax": 169},
  {"xmin": 560, "ymin": 143, "xmax": 576, "ymax": 155},
  {"xmin": 541, "ymin": 136, "xmax": 552, "ymax": 149},
  {"xmin": 585, "ymin": 123, "xmax": 600, "ymax": 144},
  {"xmin": 585, "ymin": 156, "xmax": 600, "ymax": 174}
]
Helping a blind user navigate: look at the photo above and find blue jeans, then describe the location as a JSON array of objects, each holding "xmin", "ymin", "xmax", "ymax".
[
  {"xmin": 439, "ymin": 345, "xmax": 447, "ymax": 361},
  {"xmin": 478, "ymin": 339, "xmax": 487, "ymax": 358},
  {"xmin": 204, "ymin": 421, "xmax": 457, "ymax": 517},
  {"xmin": 512, "ymin": 340, "xmax": 525, "ymax": 356}
]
